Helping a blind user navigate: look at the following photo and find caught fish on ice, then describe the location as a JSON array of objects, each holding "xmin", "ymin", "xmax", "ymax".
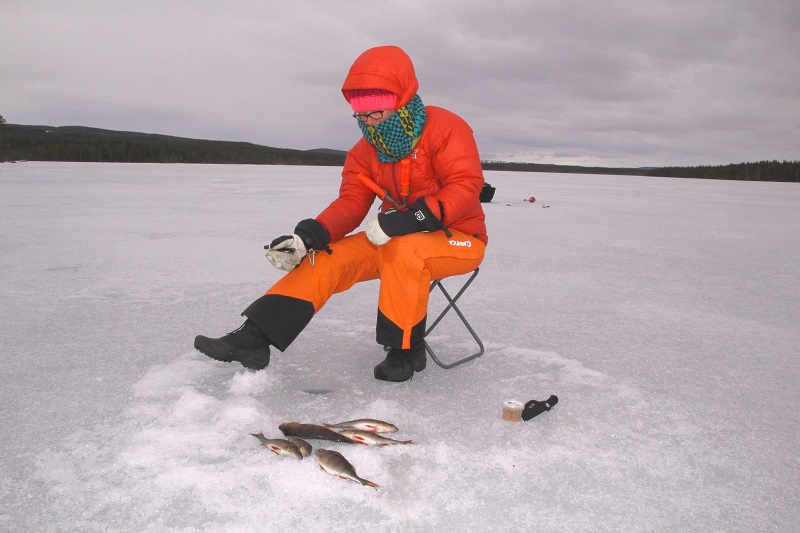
[
  {"xmin": 279, "ymin": 422, "xmax": 357, "ymax": 443},
  {"xmin": 250, "ymin": 433, "xmax": 303, "ymax": 460},
  {"xmin": 338, "ymin": 429, "xmax": 413, "ymax": 446},
  {"xmin": 323, "ymin": 418, "xmax": 399, "ymax": 433},
  {"xmin": 314, "ymin": 449, "xmax": 380, "ymax": 489},
  {"xmin": 285, "ymin": 435, "xmax": 313, "ymax": 457}
]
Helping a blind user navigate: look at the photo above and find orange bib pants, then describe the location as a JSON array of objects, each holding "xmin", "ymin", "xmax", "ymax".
[{"xmin": 243, "ymin": 229, "xmax": 485, "ymax": 352}]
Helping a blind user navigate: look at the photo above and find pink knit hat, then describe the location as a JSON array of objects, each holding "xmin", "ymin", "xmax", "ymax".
[{"xmin": 345, "ymin": 89, "xmax": 399, "ymax": 113}]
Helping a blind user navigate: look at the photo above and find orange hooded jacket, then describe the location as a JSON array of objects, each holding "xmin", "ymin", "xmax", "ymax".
[{"xmin": 315, "ymin": 46, "xmax": 488, "ymax": 246}]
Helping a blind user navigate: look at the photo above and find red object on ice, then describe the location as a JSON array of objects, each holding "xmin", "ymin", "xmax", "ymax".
[{"xmin": 527, "ymin": 196, "xmax": 536, "ymax": 203}]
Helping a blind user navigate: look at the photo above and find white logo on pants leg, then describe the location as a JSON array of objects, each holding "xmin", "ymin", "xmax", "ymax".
[{"xmin": 449, "ymin": 239, "xmax": 472, "ymax": 247}]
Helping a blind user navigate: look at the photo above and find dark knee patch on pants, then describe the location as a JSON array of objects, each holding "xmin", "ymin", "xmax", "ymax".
[{"xmin": 243, "ymin": 294, "xmax": 314, "ymax": 352}]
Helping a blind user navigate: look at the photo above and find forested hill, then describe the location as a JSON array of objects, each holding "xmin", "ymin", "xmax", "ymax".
[
  {"xmin": 2, "ymin": 124, "xmax": 347, "ymax": 166},
  {"xmin": 2, "ymin": 124, "xmax": 798, "ymax": 182},
  {"xmin": 482, "ymin": 160, "xmax": 800, "ymax": 182}
]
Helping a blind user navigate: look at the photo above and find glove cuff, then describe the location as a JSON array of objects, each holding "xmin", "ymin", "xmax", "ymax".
[
  {"xmin": 366, "ymin": 214, "xmax": 391, "ymax": 245},
  {"xmin": 408, "ymin": 197, "xmax": 444, "ymax": 233},
  {"xmin": 294, "ymin": 219, "xmax": 330, "ymax": 250}
]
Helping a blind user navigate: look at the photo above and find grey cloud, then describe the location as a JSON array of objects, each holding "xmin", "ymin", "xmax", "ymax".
[{"xmin": 2, "ymin": 0, "xmax": 798, "ymax": 167}]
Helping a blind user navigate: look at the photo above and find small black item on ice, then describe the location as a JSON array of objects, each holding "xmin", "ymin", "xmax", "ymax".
[
  {"xmin": 479, "ymin": 183, "xmax": 496, "ymax": 203},
  {"xmin": 522, "ymin": 395, "xmax": 558, "ymax": 421}
]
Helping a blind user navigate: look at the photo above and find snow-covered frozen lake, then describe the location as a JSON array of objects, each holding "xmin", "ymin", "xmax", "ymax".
[{"xmin": 1, "ymin": 162, "xmax": 798, "ymax": 532}]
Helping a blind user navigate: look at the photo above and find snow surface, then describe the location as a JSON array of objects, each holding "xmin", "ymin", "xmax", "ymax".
[{"xmin": 1, "ymin": 162, "xmax": 798, "ymax": 532}]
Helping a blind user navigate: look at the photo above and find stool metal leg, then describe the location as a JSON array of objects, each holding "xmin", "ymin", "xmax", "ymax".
[{"xmin": 424, "ymin": 268, "xmax": 484, "ymax": 369}]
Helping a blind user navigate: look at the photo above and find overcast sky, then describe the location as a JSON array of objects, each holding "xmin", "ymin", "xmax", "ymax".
[{"xmin": 3, "ymin": 0, "xmax": 798, "ymax": 167}]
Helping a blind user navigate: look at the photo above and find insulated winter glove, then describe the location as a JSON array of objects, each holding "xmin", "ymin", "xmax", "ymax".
[
  {"xmin": 265, "ymin": 234, "xmax": 307, "ymax": 271},
  {"xmin": 366, "ymin": 197, "xmax": 444, "ymax": 246},
  {"xmin": 265, "ymin": 219, "xmax": 331, "ymax": 272}
]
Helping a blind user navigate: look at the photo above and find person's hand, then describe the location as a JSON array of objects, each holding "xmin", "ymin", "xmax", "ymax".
[
  {"xmin": 265, "ymin": 234, "xmax": 307, "ymax": 271},
  {"xmin": 264, "ymin": 219, "xmax": 331, "ymax": 271},
  {"xmin": 365, "ymin": 197, "xmax": 443, "ymax": 246},
  {"xmin": 365, "ymin": 213, "xmax": 393, "ymax": 245}
]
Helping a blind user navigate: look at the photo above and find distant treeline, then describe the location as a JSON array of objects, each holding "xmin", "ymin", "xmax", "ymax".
[
  {"xmin": 646, "ymin": 160, "xmax": 800, "ymax": 182},
  {"xmin": 2, "ymin": 123, "xmax": 798, "ymax": 182},
  {"xmin": 482, "ymin": 160, "xmax": 800, "ymax": 182},
  {"xmin": 2, "ymin": 125, "xmax": 347, "ymax": 166},
  {"xmin": 482, "ymin": 161, "xmax": 645, "ymax": 176}
]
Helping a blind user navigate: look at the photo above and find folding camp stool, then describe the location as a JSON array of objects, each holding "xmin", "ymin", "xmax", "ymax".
[{"xmin": 423, "ymin": 268, "xmax": 485, "ymax": 369}]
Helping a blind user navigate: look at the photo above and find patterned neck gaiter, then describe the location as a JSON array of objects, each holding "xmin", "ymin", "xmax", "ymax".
[{"xmin": 358, "ymin": 94, "xmax": 426, "ymax": 162}]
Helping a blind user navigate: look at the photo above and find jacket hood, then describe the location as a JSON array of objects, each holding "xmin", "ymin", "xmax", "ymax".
[{"xmin": 341, "ymin": 46, "xmax": 419, "ymax": 108}]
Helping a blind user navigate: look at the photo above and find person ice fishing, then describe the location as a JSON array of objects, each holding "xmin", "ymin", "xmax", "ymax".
[{"xmin": 194, "ymin": 45, "xmax": 488, "ymax": 382}]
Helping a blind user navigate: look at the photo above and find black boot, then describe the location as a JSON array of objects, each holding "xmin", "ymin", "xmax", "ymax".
[
  {"xmin": 374, "ymin": 342, "xmax": 427, "ymax": 382},
  {"xmin": 194, "ymin": 319, "xmax": 270, "ymax": 370}
]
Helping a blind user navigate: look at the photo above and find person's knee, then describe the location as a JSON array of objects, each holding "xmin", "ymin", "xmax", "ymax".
[{"xmin": 379, "ymin": 235, "xmax": 426, "ymax": 266}]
